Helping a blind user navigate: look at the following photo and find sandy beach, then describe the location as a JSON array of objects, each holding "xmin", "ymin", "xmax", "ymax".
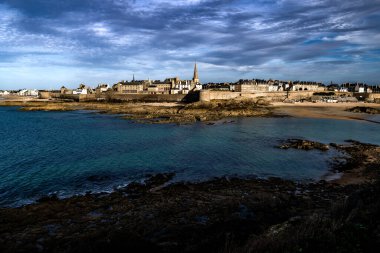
[{"xmin": 271, "ymin": 102, "xmax": 380, "ymax": 122}]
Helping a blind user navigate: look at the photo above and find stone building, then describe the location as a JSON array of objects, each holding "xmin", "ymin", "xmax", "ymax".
[
  {"xmin": 113, "ymin": 63, "xmax": 201, "ymax": 95},
  {"xmin": 18, "ymin": 89, "xmax": 39, "ymax": 96},
  {"xmin": 235, "ymin": 79, "xmax": 325, "ymax": 93},
  {"xmin": 60, "ymin": 86, "xmax": 72, "ymax": 94},
  {"xmin": 291, "ymin": 82, "xmax": 324, "ymax": 91},
  {"xmin": 114, "ymin": 79, "xmax": 149, "ymax": 94},
  {"xmin": 170, "ymin": 63, "xmax": 202, "ymax": 94},
  {"xmin": 235, "ymin": 80, "xmax": 268, "ymax": 93},
  {"xmin": 96, "ymin": 84, "xmax": 110, "ymax": 93},
  {"xmin": 147, "ymin": 83, "xmax": 172, "ymax": 94}
]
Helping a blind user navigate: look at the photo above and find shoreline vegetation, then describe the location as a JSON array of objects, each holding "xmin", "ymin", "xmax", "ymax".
[{"xmin": 0, "ymin": 139, "xmax": 379, "ymax": 252}]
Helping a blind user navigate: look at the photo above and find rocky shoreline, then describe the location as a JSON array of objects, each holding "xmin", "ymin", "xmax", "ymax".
[
  {"xmin": 346, "ymin": 106, "xmax": 380, "ymax": 114},
  {"xmin": 0, "ymin": 99, "xmax": 272, "ymax": 124},
  {"xmin": 3, "ymin": 99, "xmax": 380, "ymax": 125},
  {"xmin": 1, "ymin": 140, "xmax": 379, "ymax": 253}
]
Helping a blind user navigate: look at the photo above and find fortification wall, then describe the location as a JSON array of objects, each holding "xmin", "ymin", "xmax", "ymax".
[
  {"xmin": 200, "ymin": 90, "xmax": 316, "ymax": 102},
  {"xmin": 368, "ymin": 93, "xmax": 380, "ymax": 103},
  {"xmin": 103, "ymin": 92, "xmax": 200, "ymax": 102},
  {"xmin": 199, "ymin": 90, "xmax": 240, "ymax": 102},
  {"xmin": 368, "ymin": 93, "xmax": 380, "ymax": 99},
  {"xmin": 102, "ymin": 93, "xmax": 188, "ymax": 102},
  {"xmin": 50, "ymin": 93, "xmax": 80, "ymax": 101},
  {"xmin": 43, "ymin": 92, "xmax": 199, "ymax": 103},
  {"xmin": 79, "ymin": 94, "xmax": 96, "ymax": 101},
  {"xmin": 39, "ymin": 91, "xmax": 51, "ymax": 99},
  {"xmin": 352, "ymin": 92, "xmax": 380, "ymax": 102}
]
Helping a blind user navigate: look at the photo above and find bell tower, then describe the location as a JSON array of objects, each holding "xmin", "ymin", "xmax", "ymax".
[{"xmin": 192, "ymin": 62, "xmax": 199, "ymax": 84}]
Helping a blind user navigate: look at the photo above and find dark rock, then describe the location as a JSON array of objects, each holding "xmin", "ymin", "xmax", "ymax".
[
  {"xmin": 278, "ymin": 139, "xmax": 329, "ymax": 151},
  {"xmin": 1, "ymin": 142, "xmax": 379, "ymax": 253},
  {"xmin": 346, "ymin": 106, "xmax": 380, "ymax": 114},
  {"xmin": 122, "ymin": 173, "xmax": 176, "ymax": 196},
  {"xmin": 144, "ymin": 172, "xmax": 175, "ymax": 188},
  {"xmin": 36, "ymin": 194, "xmax": 59, "ymax": 203}
]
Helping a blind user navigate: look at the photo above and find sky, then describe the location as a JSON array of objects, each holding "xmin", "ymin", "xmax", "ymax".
[{"xmin": 0, "ymin": 0, "xmax": 380, "ymax": 89}]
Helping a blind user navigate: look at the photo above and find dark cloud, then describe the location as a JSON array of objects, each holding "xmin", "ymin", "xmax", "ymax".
[{"xmin": 0, "ymin": 0, "xmax": 380, "ymax": 88}]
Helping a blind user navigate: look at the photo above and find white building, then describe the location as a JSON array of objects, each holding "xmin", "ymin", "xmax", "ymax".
[
  {"xmin": 291, "ymin": 84, "xmax": 323, "ymax": 91},
  {"xmin": 72, "ymin": 89, "xmax": 88, "ymax": 95},
  {"xmin": 170, "ymin": 63, "xmax": 201, "ymax": 94},
  {"xmin": 355, "ymin": 84, "xmax": 365, "ymax": 93},
  {"xmin": 0, "ymin": 90, "xmax": 10, "ymax": 96},
  {"xmin": 97, "ymin": 84, "xmax": 110, "ymax": 93},
  {"xmin": 268, "ymin": 84, "xmax": 283, "ymax": 92},
  {"xmin": 18, "ymin": 89, "xmax": 39, "ymax": 96},
  {"xmin": 195, "ymin": 83, "xmax": 203, "ymax": 91}
]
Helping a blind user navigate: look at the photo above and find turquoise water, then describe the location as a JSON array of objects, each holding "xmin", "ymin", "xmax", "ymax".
[{"xmin": 0, "ymin": 106, "xmax": 379, "ymax": 207}]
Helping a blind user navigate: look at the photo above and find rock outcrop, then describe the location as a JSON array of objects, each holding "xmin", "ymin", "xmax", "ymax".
[
  {"xmin": 0, "ymin": 100, "xmax": 273, "ymax": 124},
  {"xmin": 279, "ymin": 139, "xmax": 330, "ymax": 151},
  {"xmin": 346, "ymin": 106, "xmax": 380, "ymax": 114},
  {"xmin": 1, "ymin": 141, "xmax": 379, "ymax": 253}
]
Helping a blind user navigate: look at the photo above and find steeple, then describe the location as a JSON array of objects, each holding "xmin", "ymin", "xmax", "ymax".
[
  {"xmin": 132, "ymin": 74, "xmax": 135, "ymax": 82},
  {"xmin": 193, "ymin": 62, "xmax": 199, "ymax": 84}
]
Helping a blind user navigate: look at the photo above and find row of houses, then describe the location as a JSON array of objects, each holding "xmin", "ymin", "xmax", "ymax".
[
  {"xmin": 327, "ymin": 83, "xmax": 379, "ymax": 93},
  {"xmin": 60, "ymin": 84, "xmax": 99, "ymax": 95},
  {"xmin": 59, "ymin": 63, "xmax": 202, "ymax": 96},
  {"xmin": 113, "ymin": 78, "xmax": 202, "ymax": 95},
  {"xmin": 0, "ymin": 90, "xmax": 10, "ymax": 96},
  {"xmin": 0, "ymin": 89, "xmax": 39, "ymax": 96},
  {"xmin": 203, "ymin": 79, "xmax": 325, "ymax": 93},
  {"xmin": 112, "ymin": 64, "xmax": 202, "ymax": 95},
  {"xmin": 203, "ymin": 79, "xmax": 380, "ymax": 94}
]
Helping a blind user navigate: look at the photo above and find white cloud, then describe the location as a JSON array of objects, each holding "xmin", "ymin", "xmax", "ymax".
[{"xmin": 89, "ymin": 22, "xmax": 112, "ymax": 37}]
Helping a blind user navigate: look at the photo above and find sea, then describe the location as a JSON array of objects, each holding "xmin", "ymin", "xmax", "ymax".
[{"xmin": 0, "ymin": 106, "xmax": 379, "ymax": 207}]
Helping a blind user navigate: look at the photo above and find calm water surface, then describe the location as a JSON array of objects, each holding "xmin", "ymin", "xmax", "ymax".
[{"xmin": 0, "ymin": 106, "xmax": 379, "ymax": 207}]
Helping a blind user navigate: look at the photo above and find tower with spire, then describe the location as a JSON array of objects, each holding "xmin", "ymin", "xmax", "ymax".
[{"xmin": 192, "ymin": 62, "xmax": 199, "ymax": 84}]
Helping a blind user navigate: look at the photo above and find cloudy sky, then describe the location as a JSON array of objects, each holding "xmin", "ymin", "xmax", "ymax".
[{"xmin": 1, "ymin": 0, "xmax": 380, "ymax": 89}]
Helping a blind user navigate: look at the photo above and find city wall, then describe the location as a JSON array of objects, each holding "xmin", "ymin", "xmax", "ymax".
[
  {"xmin": 42, "ymin": 92, "xmax": 199, "ymax": 103},
  {"xmin": 40, "ymin": 90, "xmax": 380, "ymax": 103},
  {"xmin": 199, "ymin": 90, "xmax": 315, "ymax": 102},
  {"xmin": 101, "ymin": 93, "xmax": 189, "ymax": 102},
  {"xmin": 352, "ymin": 93, "xmax": 380, "ymax": 103},
  {"xmin": 49, "ymin": 93, "xmax": 96, "ymax": 101},
  {"xmin": 367, "ymin": 93, "xmax": 380, "ymax": 103}
]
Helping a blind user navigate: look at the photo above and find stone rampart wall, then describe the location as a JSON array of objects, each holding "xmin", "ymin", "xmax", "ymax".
[
  {"xmin": 46, "ymin": 92, "xmax": 199, "ymax": 103},
  {"xmin": 101, "ymin": 93, "xmax": 188, "ymax": 102},
  {"xmin": 39, "ymin": 91, "xmax": 51, "ymax": 99},
  {"xmin": 200, "ymin": 90, "xmax": 316, "ymax": 102}
]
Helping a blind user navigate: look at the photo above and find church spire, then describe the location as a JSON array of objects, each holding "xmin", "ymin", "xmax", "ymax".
[{"xmin": 193, "ymin": 62, "xmax": 199, "ymax": 83}]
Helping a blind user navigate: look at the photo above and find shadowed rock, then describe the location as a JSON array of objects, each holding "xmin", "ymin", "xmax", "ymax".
[
  {"xmin": 279, "ymin": 139, "xmax": 330, "ymax": 151},
  {"xmin": 346, "ymin": 106, "xmax": 380, "ymax": 114}
]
